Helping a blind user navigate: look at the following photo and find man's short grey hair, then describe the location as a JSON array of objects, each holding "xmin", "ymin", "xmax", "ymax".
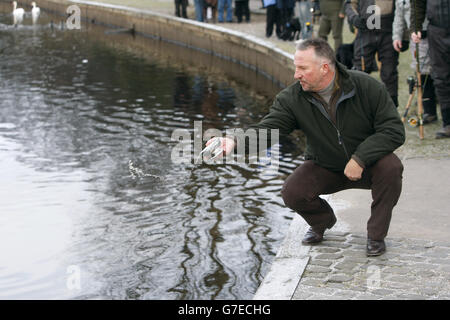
[{"xmin": 295, "ymin": 38, "xmax": 336, "ymax": 67}]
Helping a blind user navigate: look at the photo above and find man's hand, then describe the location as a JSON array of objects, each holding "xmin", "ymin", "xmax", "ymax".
[
  {"xmin": 351, "ymin": 16, "xmax": 367, "ymax": 30},
  {"xmin": 393, "ymin": 39, "xmax": 402, "ymax": 52},
  {"xmin": 344, "ymin": 158, "xmax": 364, "ymax": 181},
  {"xmin": 205, "ymin": 136, "xmax": 235, "ymax": 159},
  {"xmin": 411, "ymin": 31, "xmax": 422, "ymax": 44}
]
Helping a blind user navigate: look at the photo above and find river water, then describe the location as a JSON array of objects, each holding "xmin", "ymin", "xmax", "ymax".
[{"xmin": 0, "ymin": 5, "xmax": 305, "ymax": 299}]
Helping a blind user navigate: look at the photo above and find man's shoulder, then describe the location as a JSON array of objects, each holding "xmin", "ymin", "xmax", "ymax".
[
  {"xmin": 277, "ymin": 81, "xmax": 302, "ymax": 100},
  {"xmin": 346, "ymin": 69, "xmax": 385, "ymax": 90}
]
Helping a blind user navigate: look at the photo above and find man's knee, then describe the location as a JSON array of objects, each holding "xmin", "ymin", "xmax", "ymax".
[
  {"xmin": 281, "ymin": 178, "xmax": 308, "ymax": 211},
  {"xmin": 281, "ymin": 162, "xmax": 316, "ymax": 210},
  {"xmin": 281, "ymin": 185, "xmax": 295, "ymax": 210},
  {"xmin": 373, "ymin": 154, "xmax": 404, "ymax": 180}
]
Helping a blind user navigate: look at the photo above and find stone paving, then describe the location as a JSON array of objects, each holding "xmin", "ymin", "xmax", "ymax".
[{"xmin": 293, "ymin": 231, "xmax": 450, "ymax": 300}]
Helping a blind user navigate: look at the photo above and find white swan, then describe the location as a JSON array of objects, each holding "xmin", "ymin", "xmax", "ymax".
[
  {"xmin": 12, "ymin": 1, "xmax": 25, "ymax": 25},
  {"xmin": 31, "ymin": 2, "xmax": 40, "ymax": 24}
]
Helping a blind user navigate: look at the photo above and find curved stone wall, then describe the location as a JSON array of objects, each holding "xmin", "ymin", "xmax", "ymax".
[{"xmin": 13, "ymin": 0, "xmax": 295, "ymax": 88}]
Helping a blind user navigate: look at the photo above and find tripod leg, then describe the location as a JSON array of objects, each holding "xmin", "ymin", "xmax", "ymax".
[{"xmin": 402, "ymin": 87, "xmax": 416, "ymax": 123}]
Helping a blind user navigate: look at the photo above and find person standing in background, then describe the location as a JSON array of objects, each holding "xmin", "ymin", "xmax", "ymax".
[
  {"xmin": 411, "ymin": 0, "xmax": 450, "ymax": 138},
  {"xmin": 345, "ymin": 0, "xmax": 400, "ymax": 107},
  {"xmin": 318, "ymin": 0, "xmax": 346, "ymax": 50},
  {"xmin": 175, "ymin": 0, "xmax": 188, "ymax": 18},
  {"xmin": 278, "ymin": 0, "xmax": 296, "ymax": 33},
  {"xmin": 392, "ymin": 0, "xmax": 437, "ymax": 124},
  {"xmin": 264, "ymin": 0, "xmax": 283, "ymax": 38},
  {"xmin": 235, "ymin": 0, "xmax": 251, "ymax": 23},
  {"xmin": 194, "ymin": 0, "xmax": 204, "ymax": 21},
  {"xmin": 218, "ymin": 0, "xmax": 233, "ymax": 22}
]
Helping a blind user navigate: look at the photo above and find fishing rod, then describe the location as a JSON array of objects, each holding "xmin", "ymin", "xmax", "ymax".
[
  {"xmin": 412, "ymin": 0, "xmax": 424, "ymax": 139},
  {"xmin": 357, "ymin": 0, "xmax": 365, "ymax": 72}
]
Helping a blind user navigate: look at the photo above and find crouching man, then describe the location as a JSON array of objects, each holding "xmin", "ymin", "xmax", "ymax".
[{"xmin": 209, "ymin": 38, "xmax": 405, "ymax": 256}]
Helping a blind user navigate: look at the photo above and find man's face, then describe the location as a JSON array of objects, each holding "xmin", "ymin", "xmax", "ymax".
[{"xmin": 294, "ymin": 48, "xmax": 326, "ymax": 92}]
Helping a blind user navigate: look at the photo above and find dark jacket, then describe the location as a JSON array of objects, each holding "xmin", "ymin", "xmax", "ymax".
[
  {"xmin": 250, "ymin": 62, "xmax": 405, "ymax": 172},
  {"xmin": 345, "ymin": 0, "xmax": 396, "ymax": 32},
  {"xmin": 410, "ymin": 0, "xmax": 450, "ymax": 30}
]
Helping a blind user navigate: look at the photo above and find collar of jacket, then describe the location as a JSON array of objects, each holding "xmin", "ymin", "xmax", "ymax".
[
  {"xmin": 332, "ymin": 61, "xmax": 355, "ymax": 96},
  {"xmin": 334, "ymin": 62, "xmax": 356, "ymax": 105}
]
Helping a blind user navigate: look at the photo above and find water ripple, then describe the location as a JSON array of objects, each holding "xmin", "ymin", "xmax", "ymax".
[{"xmin": 0, "ymin": 8, "xmax": 305, "ymax": 300}]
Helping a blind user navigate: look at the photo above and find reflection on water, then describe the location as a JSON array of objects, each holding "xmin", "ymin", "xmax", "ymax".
[{"xmin": 0, "ymin": 5, "xmax": 305, "ymax": 299}]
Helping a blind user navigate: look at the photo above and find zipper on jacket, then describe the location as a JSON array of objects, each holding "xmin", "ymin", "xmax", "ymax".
[
  {"xmin": 337, "ymin": 129, "xmax": 350, "ymax": 160},
  {"xmin": 335, "ymin": 89, "xmax": 355, "ymax": 160},
  {"xmin": 308, "ymin": 96, "xmax": 351, "ymax": 161}
]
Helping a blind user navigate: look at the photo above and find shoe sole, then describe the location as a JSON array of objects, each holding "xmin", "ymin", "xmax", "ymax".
[
  {"xmin": 301, "ymin": 239, "xmax": 323, "ymax": 245},
  {"xmin": 367, "ymin": 250, "xmax": 386, "ymax": 257}
]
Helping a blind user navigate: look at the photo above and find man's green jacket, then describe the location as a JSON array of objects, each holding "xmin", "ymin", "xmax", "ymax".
[{"xmin": 250, "ymin": 62, "xmax": 405, "ymax": 172}]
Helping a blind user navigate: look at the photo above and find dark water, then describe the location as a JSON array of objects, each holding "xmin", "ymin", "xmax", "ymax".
[{"xmin": 0, "ymin": 5, "xmax": 305, "ymax": 299}]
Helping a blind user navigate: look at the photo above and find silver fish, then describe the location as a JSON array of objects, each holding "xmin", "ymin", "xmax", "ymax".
[{"xmin": 196, "ymin": 137, "xmax": 224, "ymax": 164}]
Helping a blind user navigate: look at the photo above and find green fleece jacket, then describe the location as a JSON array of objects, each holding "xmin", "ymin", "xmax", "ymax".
[{"xmin": 249, "ymin": 62, "xmax": 405, "ymax": 172}]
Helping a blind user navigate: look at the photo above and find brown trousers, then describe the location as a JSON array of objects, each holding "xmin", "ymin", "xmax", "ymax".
[{"xmin": 281, "ymin": 153, "xmax": 403, "ymax": 240}]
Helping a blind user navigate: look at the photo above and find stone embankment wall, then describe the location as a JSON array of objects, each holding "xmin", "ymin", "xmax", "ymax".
[{"xmin": 14, "ymin": 0, "xmax": 294, "ymax": 88}]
